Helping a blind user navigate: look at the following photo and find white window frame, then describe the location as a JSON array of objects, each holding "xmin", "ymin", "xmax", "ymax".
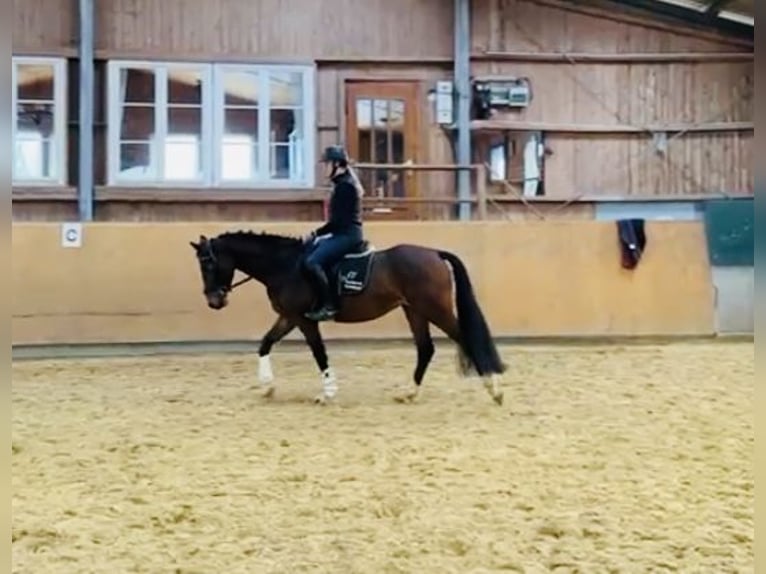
[
  {"xmin": 106, "ymin": 59, "xmax": 316, "ymax": 189},
  {"xmin": 12, "ymin": 56, "xmax": 68, "ymax": 186},
  {"xmin": 212, "ymin": 63, "xmax": 315, "ymax": 189},
  {"xmin": 107, "ymin": 60, "xmax": 213, "ymax": 187}
]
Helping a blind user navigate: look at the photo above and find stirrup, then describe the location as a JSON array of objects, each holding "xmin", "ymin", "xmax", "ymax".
[{"xmin": 304, "ymin": 306, "xmax": 338, "ymax": 322}]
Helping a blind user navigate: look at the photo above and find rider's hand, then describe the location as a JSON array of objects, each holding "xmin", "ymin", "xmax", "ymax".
[{"xmin": 303, "ymin": 231, "xmax": 316, "ymax": 245}]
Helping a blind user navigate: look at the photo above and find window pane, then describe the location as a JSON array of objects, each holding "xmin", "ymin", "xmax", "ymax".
[
  {"xmin": 356, "ymin": 99, "xmax": 372, "ymax": 129},
  {"xmin": 357, "ymin": 99, "xmax": 407, "ymax": 197},
  {"xmin": 17, "ymin": 64, "xmax": 54, "ymax": 101},
  {"xmin": 269, "ymin": 70, "xmax": 302, "ymax": 107},
  {"xmin": 14, "ymin": 132, "xmax": 56, "ymax": 180},
  {"xmin": 489, "ymin": 144, "xmax": 506, "ymax": 181},
  {"xmin": 269, "ymin": 144, "xmax": 304, "ymax": 180},
  {"xmin": 221, "ymin": 136, "xmax": 257, "ymax": 181},
  {"xmin": 269, "ymin": 109, "xmax": 302, "ymax": 144},
  {"xmin": 120, "ymin": 68, "xmax": 155, "ymax": 104},
  {"xmin": 119, "ymin": 142, "xmax": 155, "ymax": 179},
  {"xmin": 168, "ymin": 68, "xmax": 203, "ymax": 105},
  {"xmin": 388, "ymin": 100, "xmax": 405, "ymax": 130},
  {"xmin": 225, "ymin": 108, "xmax": 258, "ymax": 136},
  {"xmin": 120, "ymin": 105, "xmax": 155, "ymax": 140},
  {"xmin": 164, "ymin": 135, "xmax": 201, "ymax": 180},
  {"xmin": 269, "ymin": 108, "xmax": 304, "ymax": 181},
  {"xmin": 222, "ymin": 71, "xmax": 259, "ymax": 106},
  {"xmin": 168, "ymin": 106, "xmax": 201, "ymax": 137},
  {"xmin": 374, "ymin": 98, "xmax": 403, "ymax": 128},
  {"xmin": 16, "ymin": 103, "xmax": 54, "ymax": 136}
]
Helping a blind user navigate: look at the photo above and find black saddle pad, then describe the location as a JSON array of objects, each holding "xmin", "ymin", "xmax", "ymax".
[{"xmin": 330, "ymin": 246, "xmax": 376, "ymax": 296}]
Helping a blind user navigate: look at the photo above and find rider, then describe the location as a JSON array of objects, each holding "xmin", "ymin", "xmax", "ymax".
[{"xmin": 302, "ymin": 145, "xmax": 365, "ymax": 321}]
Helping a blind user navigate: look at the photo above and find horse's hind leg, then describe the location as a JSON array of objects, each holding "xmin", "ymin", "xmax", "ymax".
[
  {"xmin": 297, "ymin": 319, "xmax": 337, "ymax": 405},
  {"xmin": 427, "ymin": 302, "xmax": 504, "ymax": 406},
  {"xmin": 257, "ymin": 316, "xmax": 295, "ymax": 398},
  {"xmin": 395, "ymin": 306, "xmax": 435, "ymax": 403}
]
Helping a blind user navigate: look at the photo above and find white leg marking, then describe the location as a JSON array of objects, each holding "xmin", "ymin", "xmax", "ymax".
[
  {"xmin": 258, "ymin": 354, "xmax": 274, "ymax": 384},
  {"xmin": 483, "ymin": 375, "xmax": 504, "ymax": 406},
  {"xmin": 315, "ymin": 367, "xmax": 338, "ymax": 404},
  {"xmin": 258, "ymin": 354, "xmax": 276, "ymax": 398}
]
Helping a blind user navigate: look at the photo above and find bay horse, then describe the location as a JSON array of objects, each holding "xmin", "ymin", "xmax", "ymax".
[{"xmin": 190, "ymin": 230, "xmax": 507, "ymax": 405}]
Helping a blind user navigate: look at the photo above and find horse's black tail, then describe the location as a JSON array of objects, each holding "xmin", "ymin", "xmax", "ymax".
[{"xmin": 438, "ymin": 250, "xmax": 507, "ymax": 377}]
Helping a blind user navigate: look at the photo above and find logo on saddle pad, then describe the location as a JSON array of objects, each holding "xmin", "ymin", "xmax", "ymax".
[{"xmin": 329, "ymin": 244, "xmax": 376, "ymax": 295}]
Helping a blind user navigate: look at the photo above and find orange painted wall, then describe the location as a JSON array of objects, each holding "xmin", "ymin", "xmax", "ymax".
[{"xmin": 12, "ymin": 221, "xmax": 715, "ymax": 345}]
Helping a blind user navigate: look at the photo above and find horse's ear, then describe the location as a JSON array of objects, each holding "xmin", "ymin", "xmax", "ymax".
[
  {"xmin": 190, "ymin": 241, "xmax": 200, "ymax": 250},
  {"xmin": 199, "ymin": 234, "xmax": 207, "ymax": 242}
]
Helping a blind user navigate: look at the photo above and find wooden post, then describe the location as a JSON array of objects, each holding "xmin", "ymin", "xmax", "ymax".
[{"xmin": 475, "ymin": 164, "xmax": 488, "ymax": 220}]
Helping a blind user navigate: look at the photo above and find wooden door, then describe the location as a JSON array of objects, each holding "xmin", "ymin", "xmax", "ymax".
[{"xmin": 345, "ymin": 81, "xmax": 419, "ymax": 219}]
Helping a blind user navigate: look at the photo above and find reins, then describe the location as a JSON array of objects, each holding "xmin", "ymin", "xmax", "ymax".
[{"xmin": 226, "ymin": 275, "xmax": 254, "ymax": 292}]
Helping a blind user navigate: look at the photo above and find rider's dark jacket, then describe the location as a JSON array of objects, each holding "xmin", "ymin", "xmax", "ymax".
[{"xmin": 314, "ymin": 170, "xmax": 362, "ymax": 237}]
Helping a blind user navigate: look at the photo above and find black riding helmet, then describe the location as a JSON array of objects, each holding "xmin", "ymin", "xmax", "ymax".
[{"xmin": 321, "ymin": 145, "xmax": 349, "ymax": 166}]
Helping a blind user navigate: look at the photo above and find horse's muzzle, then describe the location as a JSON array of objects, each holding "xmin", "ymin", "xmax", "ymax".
[{"xmin": 206, "ymin": 290, "xmax": 228, "ymax": 310}]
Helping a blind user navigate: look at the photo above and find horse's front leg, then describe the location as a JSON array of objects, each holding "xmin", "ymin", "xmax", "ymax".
[
  {"xmin": 257, "ymin": 315, "xmax": 296, "ymax": 398},
  {"xmin": 297, "ymin": 320, "xmax": 337, "ymax": 405}
]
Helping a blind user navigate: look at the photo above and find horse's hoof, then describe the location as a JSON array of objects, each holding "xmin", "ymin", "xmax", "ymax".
[
  {"xmin": 493, "ymin": 391, "xmax": 504, "ymax": 406},
  {"xmin": 261, "ymin": 385, "xmax": 275, "ymax": 399},
  {"xmin": 314, "ymin": 393, "xmax": 334, "ymax": 405},
  {"xmin": 393, "ymin": 388, "xmax": 419, "ymax": 404}
]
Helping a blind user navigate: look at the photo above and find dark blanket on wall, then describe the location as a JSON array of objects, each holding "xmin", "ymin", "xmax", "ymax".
[{"xmin": 617, "ymin": 218, "xmax": 647, "ymax": 270}]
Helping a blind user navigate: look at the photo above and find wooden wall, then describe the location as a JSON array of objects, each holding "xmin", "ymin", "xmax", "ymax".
[
  {"xmin": 12, "ymin": 0, "xmax": 74, "ymax": 55},
  {"xmin": 94, "ymin": 0, "xmax": 452, "ymax": 61},
  {"xmin": 12, "ymin": 0, "xmax": 453, "ymax": 59},
  {"xmin": 12, "ymin": 0, "xmax": 753, "ymax": 222},
  {"xmin": 471, "ymin": 0, "xmax": 753, "ymax": 200}
]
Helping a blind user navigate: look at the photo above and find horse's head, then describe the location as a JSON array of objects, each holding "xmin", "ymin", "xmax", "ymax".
[{"xmin": 190, "ymin": 235, "xmax": 236, "ymax": 310}]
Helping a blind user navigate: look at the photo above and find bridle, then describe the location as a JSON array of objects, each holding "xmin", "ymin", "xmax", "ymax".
[{"xmin": 199, "ymin": 242, "xmax": 254, "ymax": 297}]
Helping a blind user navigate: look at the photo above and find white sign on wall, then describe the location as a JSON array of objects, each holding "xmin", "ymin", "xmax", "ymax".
[
  {"xmin": 435, "ymin": 81, "xmax": 454, "ymax": 125},
  {"xmin": 61, "ymin": 222, "xmax": 83, "ymax": 248}
]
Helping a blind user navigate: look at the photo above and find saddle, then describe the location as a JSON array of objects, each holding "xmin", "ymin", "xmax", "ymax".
[{"xmin": 327, "ymin": 240, "xmax": 377, "ymax": 296}]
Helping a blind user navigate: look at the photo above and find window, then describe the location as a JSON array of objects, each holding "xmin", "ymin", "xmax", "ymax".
[
  {"xmin": 474, "ymin": 131, "xmax": 546, "ymax": 197},
  {"xmin": 107, "ymin": 60, "xmax": 315, "ymax": 188},
  {"xmin": 108, "ymin": 62, "xmax": 210, "ymax": 185},
  {"xmin": 12, "ymin": 57, "xmax": 67, "ymax": 185},
  {"xmin": 488, "ymin": 143, "xmax": 506, "ymax": 182}
]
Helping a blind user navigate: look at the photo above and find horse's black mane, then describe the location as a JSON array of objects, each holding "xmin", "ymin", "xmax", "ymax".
[{"xmin": 214, "ymin": 229, "xmax": 303, "ymax": 255}]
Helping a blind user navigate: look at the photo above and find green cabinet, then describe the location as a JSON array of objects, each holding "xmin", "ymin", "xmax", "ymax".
[{"xmin": 703, "ymin": 198, "xmax": 754, "ymax": 267}]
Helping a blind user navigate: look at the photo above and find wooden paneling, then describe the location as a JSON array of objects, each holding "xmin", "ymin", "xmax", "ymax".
[
  {"xmin": 13, "ymin": 0, "xmax": 754, "ymax": 217},
  {"xmin": 12, "ymin": 200, "xmax": 325, "ymax": 222},
  {"xmin": 485, "ymin": 201, "xmax": 595, "ymax": 220},
  {"xmin": 472, "ymin": 58, "xmax": 754, "ymax": 197},
  {"xmin": 13, "ymin": 0, "xmax": 74, "ymax": 54},
  {"xmin": 542, "ymin": 131, "xmax": 752, "ymax": 197},
  {"xmin": 470, "ymin": 0, "xmax": 753, "ymax": 200},
  {"xmin": 95, "ymin": 0, "xmax": 452, "ymax": 60},
  {"xmin": 95, "ymin": 201, "xmax": 325, "ymax": 221},
  {"xmin": 471, "ymin": 61, "xmax": 753, "ymax": 126},
  {"xmin": 12, "ymin": 201, "xmax": 78, "ymax": 221},
  {"xmin": 472, "ymin": 0, "xmax": 752, "ymax": 54}
]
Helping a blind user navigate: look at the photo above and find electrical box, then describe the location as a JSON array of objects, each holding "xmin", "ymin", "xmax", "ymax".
[
  {"xmin": 435, "ymin": 80, "xmax": 454, "ymax": 125},
  {"xmin": 472, "ymin": 78, "xmax": 532, "ymax": 118}
]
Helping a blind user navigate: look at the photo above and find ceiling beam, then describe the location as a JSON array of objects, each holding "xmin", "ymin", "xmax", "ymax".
[
  {"xmin": 704, "ymin": 0, "xmax": 731, "ymax": 14},
  {"xmin": 611, "ymin": 0, "xmax": 753, "ymax": 37}
]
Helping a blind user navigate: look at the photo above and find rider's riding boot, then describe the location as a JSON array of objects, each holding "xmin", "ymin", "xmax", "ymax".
[{"xmin": 304, "ymin": 263, "xmax": 338, "ymax": 321}]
